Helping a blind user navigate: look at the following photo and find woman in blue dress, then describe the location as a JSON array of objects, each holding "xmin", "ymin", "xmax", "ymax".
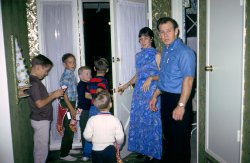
[{"xmin": 118, "ymin": 27, "xmax": 162, "ymax": 161}]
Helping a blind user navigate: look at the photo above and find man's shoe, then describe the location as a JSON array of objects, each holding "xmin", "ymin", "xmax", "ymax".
[
  {"xmin": 82, "ymin": 157, "xmax": 89, "ymax": 161},
  {"xmin": 60, "ymin": 155, "xmax": 77, "ymax": 161},
  {"xmin": 69, "ymin": 149, "xmax": 81, "ymax": 154},
  {"xmin": 136, "ymin": 153, "xmax": 145, "ymax": 158}
]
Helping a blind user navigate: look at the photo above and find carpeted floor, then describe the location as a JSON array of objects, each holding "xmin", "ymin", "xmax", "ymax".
[
  {"xmin": 46, "ymin": 151, "xmax": 147, "ymax": 163},
  {"xmin": 46, "ymin": 129, "xmax": 196, "ymax": 163},
  {"xmin": 46, "ymin": 113, "xmax": 197, "ymax": 163}
]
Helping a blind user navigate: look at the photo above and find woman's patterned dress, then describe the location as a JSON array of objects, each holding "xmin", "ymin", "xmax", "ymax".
[{"xmin": 128, "ymin": 48, "xmax": 162, "ymax": 159}]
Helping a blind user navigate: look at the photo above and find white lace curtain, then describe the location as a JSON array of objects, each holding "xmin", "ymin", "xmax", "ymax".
[
  {"xmin": 116, "ymin": 1, "xmax": 147, "ymax": 83},
  {"xmin": 37, "ymin": 0, "xmax": 80, "ymax": 149}
]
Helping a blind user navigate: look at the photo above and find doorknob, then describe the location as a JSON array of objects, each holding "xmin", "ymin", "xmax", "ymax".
[{"xmin": 205, "ymin": 65, "xmax": 213, "ymax": 72}]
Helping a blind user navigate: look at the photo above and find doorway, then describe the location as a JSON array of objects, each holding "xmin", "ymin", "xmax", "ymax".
[
  {"xmin": 184, "ymin": 1, "xmax": 197, "ymax": 163},
  {"xmin": 35, "ymin": 0, "xmax": 148, "ymax": 153},
  {"xmin": 82, "ymin": 2, "xmax": 113, "ymax": 90}
]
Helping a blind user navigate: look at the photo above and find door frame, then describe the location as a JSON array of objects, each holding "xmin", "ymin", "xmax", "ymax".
[{"xmin": 0, "ymin": 1, "xmax": 15, "ymax": 162}]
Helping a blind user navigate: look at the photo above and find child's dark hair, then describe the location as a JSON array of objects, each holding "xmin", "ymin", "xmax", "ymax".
[
  {"xmin": 138, "ymin": 27, "xmax": 156, "ymax": 48},
  {"xmin": 31, "ymin": 54, "xmax": 53, "ymax": 67},
  {"xmin": 94, "ymin": 58, "xmax": 109, "ymax": 73},
  {"xmin": 62, "ymin": 53, "xmax": 75, "ymax": 63},
  {"xmin": 78, "ymin": 66, "xmax": 91, "ymax": 75},
  {"xmin": 93, "ymin": 90, "xmax": 111, "ymax": 110}
]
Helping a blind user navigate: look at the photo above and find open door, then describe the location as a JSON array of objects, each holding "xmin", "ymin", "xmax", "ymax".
[
  {"xmin": 205, "ymin": 0, "xmax": 244, "ymax": 162},
  {"xmin": 110, "ymin": 0, "xmax": 148, "ymax": 158}
]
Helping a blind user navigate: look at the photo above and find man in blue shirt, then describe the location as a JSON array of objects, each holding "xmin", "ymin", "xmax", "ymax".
[{"xmin": 149, "ymin": 17, "xmax": 196, "ymax": 163}]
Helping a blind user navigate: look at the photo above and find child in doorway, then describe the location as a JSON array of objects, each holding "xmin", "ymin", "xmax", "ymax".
[
  {"xmin": 28, "ymin": 54, "xmax": 65, "ymax": 163},
  {"xmin": 58, "ymin": 53, "xmax": 79, "ymax": 162},
  {"xmin": 77, "ymin": 66, "xmax": 92, "ymax": 161},
  {"xmin": 86, "ymin": 58, "xmax": 110, "ymax": 116},
  {"xmin": 84, "ymin": 91, "xmax": 124, "ymax": 163},
  {"xmin": 82, "ymin": 58, "xmax": 110, "ymax": 161}
]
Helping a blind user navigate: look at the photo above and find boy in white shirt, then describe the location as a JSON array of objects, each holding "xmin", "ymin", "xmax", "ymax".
[{"xmin": 83, "ymin": 91, "xmax": 124, "ymax": 163}]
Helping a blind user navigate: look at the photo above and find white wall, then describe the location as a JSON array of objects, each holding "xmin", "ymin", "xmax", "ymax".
[{"xmin": 0, "ymin": 1, "xmax": 15, "ymax": 162}]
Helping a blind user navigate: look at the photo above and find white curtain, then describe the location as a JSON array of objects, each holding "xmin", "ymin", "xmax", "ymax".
[
  {"xmin": 116, "ymin": 1, "xmax": 147, "ymax": 83},
  {"xmin": 37, "ymin": 0, "xmax": 80, "ymax": 149}
]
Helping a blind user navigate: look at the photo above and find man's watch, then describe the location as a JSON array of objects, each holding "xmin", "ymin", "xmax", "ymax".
[{"xmin": 178, "ymin": 102, "xmax": 185, "ymax": 107}]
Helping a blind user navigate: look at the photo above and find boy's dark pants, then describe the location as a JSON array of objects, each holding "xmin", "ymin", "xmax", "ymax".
[
  {"xmin": 161, "ymin": 91, "xmax": 192, "ymax": 163},
  {"xmin": 60, "ymin": 114, "xmax": 74, "ymax": 157},
  {"xmin": 92, "ymin": 145, "xmax": 116, "ymax": 163},
  {"xmin": 80, "ymin": 109, "xmax": 91, "ymax": 156}
]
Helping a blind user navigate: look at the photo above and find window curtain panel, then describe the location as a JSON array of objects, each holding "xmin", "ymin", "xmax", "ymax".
[
  {"xmin": 37, "ymin": 0, "xmax": 80, "ymax": 148},
  {"xmin": 116, "ymin": 0, "xmax": 147, "ymax": 83}
]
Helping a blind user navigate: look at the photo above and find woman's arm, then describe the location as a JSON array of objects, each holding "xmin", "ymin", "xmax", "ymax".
[
  {"xmin": 142, "ymin": 53, "xmax": 161, "ymax": 92},
  {"xmin": 156, "ymin": 52, "xmax": 161, "ymax": 70},
  {"xmin": 142, "ymin": 75, "xmax": 159, "ymax": 92},
  {"xmin": 117, "ymin": 75, "xmax": 137, "ymax": 94},
  {"xmin": 149, "ymin": 88, "xmax": 161, "ymax": 112}
]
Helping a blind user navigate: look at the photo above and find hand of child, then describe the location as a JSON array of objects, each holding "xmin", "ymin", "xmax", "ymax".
[
  {"xmin": 61, "ymin": 85, "xmax": 67, "ymax": 91},
  {"xmin": 70, "ymin": 109, "xmax": 77, "ymax": 118},
  {"xmin": 76, "ymin": 108, "xmax": 82, "ymax": 120},
  {"xmin": 56, "ymin": 124, "xmax": 63, "ymax": 136},
  {"xmin": 69, "ymin": 119, "xmax": 77, "ymax": 132},
  {"xmin": 115, "ymin": 143, "xmax": 123, "ymax": 163},
  {"xmin": 52, "ymin": 88, "xmax": 65, "ymax": 98}
]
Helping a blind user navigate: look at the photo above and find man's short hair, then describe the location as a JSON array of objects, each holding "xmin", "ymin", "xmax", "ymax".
[
  {"xmin": 94, "ymin": 58, "xmax": 109, "ymax": 73},
  {"xmin": 156, "ymin": 17, "xmax": 179, "ymax": 31},
  {"xmin": 93, "ymin": 91, "xmax": 111, "ymax": 110},
  {"xmin": 31, "ymin": 54, "xmax": 53, "ymax": 67}
]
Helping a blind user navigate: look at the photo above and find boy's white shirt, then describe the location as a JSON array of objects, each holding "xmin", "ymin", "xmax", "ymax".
[{"xmin": 83, "ymin": 114, "xmax": 124, "ymax": 151}]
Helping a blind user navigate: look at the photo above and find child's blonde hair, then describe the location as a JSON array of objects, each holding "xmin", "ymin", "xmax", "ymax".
[
  {"xmin": 93, "ymin": 91, "xmax": 111, "ymax": 110},
  {"xmin": 78, "ymin": 66, "xmax": 91, "ymax": 75}
]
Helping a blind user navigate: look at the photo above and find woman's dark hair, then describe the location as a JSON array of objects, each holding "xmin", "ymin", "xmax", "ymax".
[{"xmin": 138, "ymin": 27, "xmax": 156, "ymax": 48}]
